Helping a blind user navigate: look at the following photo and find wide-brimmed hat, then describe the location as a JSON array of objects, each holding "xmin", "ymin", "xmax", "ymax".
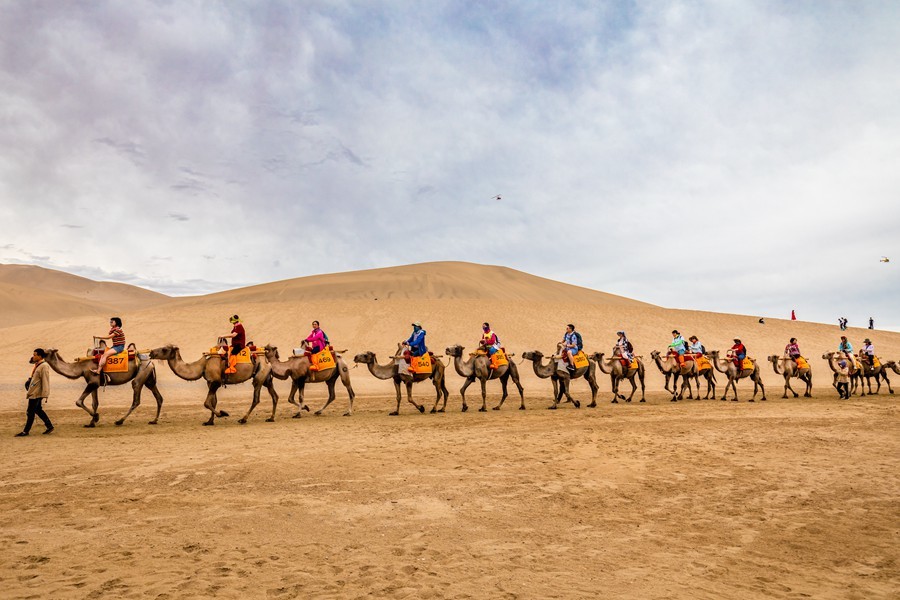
[
  {"xmin": 412, "ymin": 321, "xmax": 422, "ymax": 327},
  {"xmin": 864, "ymin": 338, "xmax": 871, "ymax": 343}
]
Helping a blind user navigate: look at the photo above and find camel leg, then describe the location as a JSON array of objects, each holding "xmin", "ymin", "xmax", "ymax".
[
  {"xmin": 626, "ymin": 376, "xmax": 638, "ymax": 403},
  {"xmin": 265, "ymin": 378, "xmax": 279, "ymax": 422},
  {"xmin": 479, "ymin": 378, "xmax": 488, "ymax": 412},
  {"xmin": 804, "ymin": 373, "xmax": 813, "ymax": 397},
  {"xmin": 609, "ymin": 375, "xmax": 619, "ymax": 403},
  {"xmin": 116, "ymin": 375, "xmax": 145, "ymax": 426},
  {"xmin": 756, "ymin": 375, "xmax": 766, "ymax": 401},
  {"xmin": 510, "ymin": 367, "xmax": 525, "ymax": 410},
  {"xmin": 586, "ymin": 374, "xmax": 598, "ymax": 407},
  {"xmin": 562, "ymin": 377, "xmax": 580, "ymax": 409},
  {"xmin": 340, "ymin": 366, "xmax": 355, "ymax": 416},
  {"xmin": 551, "ymin": 377, "xmax": 560, "ymax": 406},
  {"xmin": 883, "ymin": 372, "xmax": 894, "ymax": 394},
  {"xmin": 406, "ymin": 381, "xmax": 425, "ymax": 413},
  {"xmin": 495, "ymin": 374, "xmax": 509, "ymax": 410},
  {"xmin": 638, "ymin": 370, "xmax": 646, "ymax": 402},
  {"xmin": 549, "ymin": 377, "xmax": 564, "ymax": 409},
  {"xmin": 203, "ymin": 382, "xmax": 219, "ymax": 425},
  {"xmin": 459, "ymin": 376, "xmax": 476, "ymax": 412},
  {"xmin": 313, "ymin": 379, "xmax": 338, "ymax": 416},
  {"xmin": 145, "ymin": 379, "xmax": 164, "ymax": 424},
  {"xmin": 782, "ymin": 376, "xmax": 793, "ymax": 399},
  {"xmin": 430, "ymin": 377, "xmax": 442, "ymax": 413},
  {"xmin": 74, "ymin": 384, "xmax": 100, "ymax": 427},
  {"xmin": 390, "ymin": 379, "xmax": 402, "ymax": 416},
  {"xmin": 238, "ymin": 382, "xmax": 263, "ymax": 424}
]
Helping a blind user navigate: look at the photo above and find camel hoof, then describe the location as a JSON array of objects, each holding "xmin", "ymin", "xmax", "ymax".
[
  {"xmin": 83, "ymin": 422, "xmax": 95, "ymax": 428},
  {"xmin": 389, "ymin": 411, "xmax": 399, "ymax": 416},
  {"xmin": 343, "ymin": 412, "xmax": 352, "ymax": 417},
  {"xmin": 587, "ymin": 402, "xmax": 596, "ymax": 408},
  {"xmin": 292, "ymin": 413, "xmax": 302, "ymax": 419},
  {"xmin": 760, "ymin": 398, "xmax": 766, "ymax": 401},
  {"xmin": 749, "ymin": 399, "xmax": 755, "ymax": 403},
  {"xmin": 202, "ymin": 421, "xmax": 214, "ymax": 426},
  {"xmin": 418, "ymin": 406, "xmax": 425, "ymax": 414},
  {"xmin": 611, "ymin": 399, "xmax": 618, "ymax": 404},
  {"xmin": 793, "ymin": 393, "xmax": 798, "ymax": 398},
  {"xmin": 238, "ymin": 418, "xmax": 247, "ymax": 424},
  {"xmin": 519, "ymin": 405, "xmax": 525, "ymax": 410},
  {"xmin": 461, "ymin": 405, "xmax": 468, "ymax": 412},
  {"xmin": 148, "ymin": 421, "xmax": 157, "ymax": 425},
  {"xmin": 625, "ymin": 399, "xmax": 632, "ymax": 403},
  {"xmin": 574, "ymin": 401, "xmax": 580, "ymax": 409},
  {"xmin": 314, "ymin": 411, "xmax": 323, "ymax": 416},
  {"xmin": 92, "ymin": 414, "xmax": 100, "ymax": 423},
  {"xmin": 478, "ymin": 407, "xmax": 487, "ymax": 412},
  {"xmin": 115, "ymin": 420, "xmax": 124, "ymax": 426},
  {"xmin": 671, "ymin": 399, "xmax": 677, "ymax": 403},
  {"xmin": 639, "ymin": 399, "xmax": 645, "ymax": 403},
  {"xmin": 438, "ymin": 408, "xmax": 445, "ymax": 413},
  {"xmin": 219, "ymin": 411, "xmax": 230, "ymax": 417},
  {"xmin": 547, "ymin": 405, "xmax": 557, "ymax": 410},
  {"xmin": 731, "ymin": 399, "xmax": 738, "ymax": 402},
  {"xmin": 265, "ymin": 417, "xmax": 275, "ymax": 422},
  {"xmin": 493, "ymin": 406, "xmax": 501, "ymax": 411}
]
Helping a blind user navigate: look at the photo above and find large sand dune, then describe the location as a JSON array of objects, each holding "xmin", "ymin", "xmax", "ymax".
[{"xmin": 1, "ymin": 262, "xmax": 898, "ymax": 598}]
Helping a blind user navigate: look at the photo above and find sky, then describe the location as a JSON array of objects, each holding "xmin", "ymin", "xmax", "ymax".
[{"xmin": 1, "ymin": 1, "xmax": 898, "ymax": 329}]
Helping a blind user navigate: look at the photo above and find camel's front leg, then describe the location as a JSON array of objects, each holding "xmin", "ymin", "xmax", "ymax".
[
  {"xmin": 783, "ymin": 375, "xmax": 797, "ymax": 398},
  {"xmin": 264, "ymin": 379, "xmax": 279, "ymax": 422},
  {"xmin": 203, "ymin": 382, "xmax": 224, "ymax": 425},
  {"xmin": 75, "ymin": 384, "xmax": 100, "ymax": 427},
  {"xmin": 479, "ymin": 378, "xmax": 488, "ymax": 412},
  {"xmin": 390, "ymin": 379, "xmax": 402, "ymax": 415},
  {"xmin": 459, "ymin": 376, "xmax": 475, "ymax": 412},
  {"xmin": 406, "ymin": 381, "xmax": 425, "ymax": 413},
  {"xmin": 586, "ymin": 375, "xmax": 598, "ymax": 408}
]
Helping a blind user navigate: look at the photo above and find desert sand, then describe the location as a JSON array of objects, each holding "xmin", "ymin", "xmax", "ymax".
[{"xmin": 0, "ymin": 262, "xmax": 897, "ymax": 599}]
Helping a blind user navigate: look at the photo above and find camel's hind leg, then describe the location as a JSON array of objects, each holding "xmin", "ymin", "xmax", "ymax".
[
  {"xmin": 116, "ymin": 374, "xmax": 145, "ymax": 426},
  {"xmin": 509, "ymin": 364, "xmax": 525, "ymax": 410},
  {"xmin": 494, "ymin": 374, "xmax": 509, "ymax": 411}
]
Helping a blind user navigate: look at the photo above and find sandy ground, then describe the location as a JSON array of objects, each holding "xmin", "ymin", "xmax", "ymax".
[{"xmin": 1, "ymin": 388, "xmax": 897, "ymax": 599}]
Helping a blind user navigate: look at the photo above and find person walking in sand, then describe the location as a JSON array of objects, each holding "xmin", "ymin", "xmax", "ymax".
[
  {"xmin": 791, "ymin": 310, "xmax": 796, "ymax": 321},
  {"xmin": 836, "ymin": 360, "xmax": 851, "ymax": 399},
  {"xmin": 91, "ymin": 317, "xmax": 125, "ymax": 375},
  {"xmin": 16, "ymin": 349, "xmax": 54, "ymax": 437},
  {"xmin": 869, "ymin": 317, "xmax": 874, "ymax": 330}
]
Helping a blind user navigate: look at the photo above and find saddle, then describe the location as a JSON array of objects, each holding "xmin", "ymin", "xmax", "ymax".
[{"xmin": 408, "ymin": 352, "xmax": 434, "ymax": 374}]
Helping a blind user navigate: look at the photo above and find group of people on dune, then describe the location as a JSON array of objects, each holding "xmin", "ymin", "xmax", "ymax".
[{"xmin": 13, "ymin": 315, "xmax": 887, "ymax": 436}]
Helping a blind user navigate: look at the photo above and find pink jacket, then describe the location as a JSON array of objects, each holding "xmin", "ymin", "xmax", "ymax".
[{"xmin": 305, "ymin": 329, "xmax": 327, "ymax": 349}]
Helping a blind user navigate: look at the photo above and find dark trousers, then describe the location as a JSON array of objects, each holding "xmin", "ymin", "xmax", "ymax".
[
  {"xmin": 837, "ymin": 382, "xmax": 849, "ymax": 399},
  {"xmin": 24, "ymin": 397, "xmax": 52, "ymax": 433}
]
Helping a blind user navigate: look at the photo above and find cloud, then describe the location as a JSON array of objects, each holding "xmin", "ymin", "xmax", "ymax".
[{"xmin": 0, "ymin": 1, "xmax": 897, "ymax": 329}]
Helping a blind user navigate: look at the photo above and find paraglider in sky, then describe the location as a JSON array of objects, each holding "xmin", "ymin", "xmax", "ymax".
[
  {"xmin": 880, "ymin": 256, "xmax": 890, "ymax": 263},
  {"xmin": 489, "ymin": 194, "xmax": 502, "ymax": 201}
]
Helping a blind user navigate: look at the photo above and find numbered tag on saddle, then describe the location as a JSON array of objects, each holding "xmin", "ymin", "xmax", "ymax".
[
  {"xmin": 309, "ymin": 349, "xmax": 335, "ymax": 372},
  {"xmin": 741, "ymin": 358, "xmax": 753, "ymax": 370},
  {"xmin": 235, "ymin": 347, "xmax": 253, "ymax": 364},
  {"xmin": 409, "ymin": 354, "xmax": 432, "ymax": 374},
  {"xmin": 490, "ymin": 349, "xmax": 508, "ymax": 370},
  {"xmin": 104, "ymin": 351, "xmax": 130, "ymax": 373},
  {"xmin": 572, "ymin": 351, "xmax": 590, "ymax": 370}
]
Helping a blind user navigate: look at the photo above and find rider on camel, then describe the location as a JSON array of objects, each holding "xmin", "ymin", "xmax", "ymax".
[
  {"xmin": 784, "ymin": 338, "xmax": 801, "ymax": 367},
  {"xmin": 730, "ymin": 338, "xmax": 747, "ymax": 371},
  {"xmin": 91, "ymin": 317, "xmax": 126, "ymax": 375},
  {"xmin": 304, "ymin": 320, "xmax": 328, "ymax": 356},
  {"xmin": 479, "ymin": 323, "xmax": 501, "ymax": 356},
  {"xmin": 615, "ymin": 331, "xmax": 633, "ymax": 366},
  {"xmin": 401, "ymin": 322, "xmax": 428, "ymax": 363},
  {"xmin": 668, "ymin": 330, "xmax": 687, "ymax": 366},
  {"xmin": 222, "ymin": 315, "xmax": 246, "ymax": 374}
]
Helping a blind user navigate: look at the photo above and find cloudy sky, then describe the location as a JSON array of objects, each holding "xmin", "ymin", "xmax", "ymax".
[{"xmin": 1, "ymin": 1, "xmax": 898, "ymax": 328}]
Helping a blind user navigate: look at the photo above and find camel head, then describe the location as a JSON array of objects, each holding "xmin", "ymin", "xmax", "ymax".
[
  {"xmin": 521, "ymin": 350, "xmax": 544, "ymax": 362},
  {"xmin": 589, "ymin": 352, "xmax": 606, "ymax": 362},
  {"xmin": 264, "ymin": 344, "xmax": 280, "ymax": 360},
  {"xmin": 650, "ymin": 350, "xmax": 661, "ymax": 360},
  {"xmin": 353, "ymin": 351, "xmax": 376, "ymax": 365},
  {"xmin": 149, "ymin": 345, "xmax": 178, "ymax": 361},
  {"xmin": 768, "ymin": 355, "xmax": 780, "ymax": 363},
  {"xmin": 445, "ymin": 345, "xmax": 464, "ymax": 357},
  {"xmin": 709, "ymin": 350, "xmax": 721, "ymax": 360},
  {"xmin": 822, "ymin": 351, "xmax": 836, "ymax": 360}
]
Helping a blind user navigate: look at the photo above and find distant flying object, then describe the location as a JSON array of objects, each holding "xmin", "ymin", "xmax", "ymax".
[
  {"xmin": 881, "ymin": 256, "xmax": 890, "ymax": 263},
  {"xmin": 489, "ymin": 194, "xmax": 501, "ymax": 201}
]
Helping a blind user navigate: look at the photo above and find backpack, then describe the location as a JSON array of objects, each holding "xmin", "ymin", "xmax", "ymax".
[
  {"xmin": 574, "ymin": 332, "xmax": 583, "ymax": 351},
  {"xmin": 322, "ymin": 330, "xmax": 330, "ymax": 345},
  {"xmin": 626, "ymin": 340, "xmax": 634, "ymax": 353}
]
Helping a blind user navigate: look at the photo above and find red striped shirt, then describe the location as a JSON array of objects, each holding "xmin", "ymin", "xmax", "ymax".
[{"xmin": 109, "ymin": 327, "xmax": 125, "ymax": 347}]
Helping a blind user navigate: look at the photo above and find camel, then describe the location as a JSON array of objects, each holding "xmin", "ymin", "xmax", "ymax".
[
  {"xmin": 445, "ymin": 345, "xmax": 525, "ymax": 412},
  {"xmin": 768, "ymin": 355, "xmax": 812, "ymax": 398},
  {"xmin": 708, "ymin": 351, "xmax": 766, "ymax": 402},
  {"xmin": 44, "ymin": 344, "xmax": 164, "ymax": 427},
  {"xmin": 263, "ymin": 345, "xmax": 356, "ymax": 416},
  {"xmin": 650, "ymin": 350, "xmax": 698, "ymax": 401},
  {"xmin": 856, "ymin": 353, "xmax": 894, "ymax": 395},
  {"xmin": 886, "ymin": 361, "xmax": 900, "ymax": 375},
  {"xmin": 150, "ymin": 345, "xmax": 276, "ymax": 425},
  {"xmin": 520, "ymin": 349, "xmax": 598, "ymax": 409},
  {"xmin": 590, "ymin": 352, "xmax": 646, "ymax": 403},
  {"xmin": 352, "ymin": 347, "xmax": 448, "ymax": 415},
  {"xmin": 821, "ymin": 351, "xmax": 864, "ymax": 396}
]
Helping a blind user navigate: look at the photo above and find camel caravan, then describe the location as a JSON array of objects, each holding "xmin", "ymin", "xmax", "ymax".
[{"xmin": 35, "ymin": 316, "xmax": 897, "ymax": 428}]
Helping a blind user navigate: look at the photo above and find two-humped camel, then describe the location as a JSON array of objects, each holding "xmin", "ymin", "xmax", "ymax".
[
  {"xmin": 445, "ymin": 345, "xmax": 525, "ymax": 412},
  {"xmin": 521, "ymin": 349, "xmax": 598, "ymax": 409},
  {"xmin": 352, "ymin": 346, "xmax": 448, "ymax": 415},
  {"xmin": 263, "ymin": 345, "xmax": 355, "ymax": 416},
  {"xmin": 650, "ymin": 350, "xmax": 698, "ymax": 402},
  {"xmin": 708, "ymin": 350, "xmax": 766, "ymax": 402},
  {"xmin": 589, "ymin": 352, "xmax": 646, "ymax": 403},
  {"xmin": 856, "ymin": 352, "xmax": 894, "ymax": 395},
  {"xmin": 768, "ymin": 355, "xmax": 812, "ymax": 398},
  {"xmin": 149, "ymin": 345, "xmax": 276, "ymax": 425},
  {"xmin": 44, "ymin": 344, "xmax": 164, "ymax": 427}
]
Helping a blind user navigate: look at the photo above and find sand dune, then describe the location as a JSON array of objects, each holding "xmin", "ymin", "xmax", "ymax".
[{"xmin": 2, "ymin": 262, "xmax": 899, "ymax": 598}]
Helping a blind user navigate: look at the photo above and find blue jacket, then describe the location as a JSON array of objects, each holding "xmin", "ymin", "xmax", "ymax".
[{"xmin": 406, "ymin": 328, "xmax": 428, "ymax": 356}]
